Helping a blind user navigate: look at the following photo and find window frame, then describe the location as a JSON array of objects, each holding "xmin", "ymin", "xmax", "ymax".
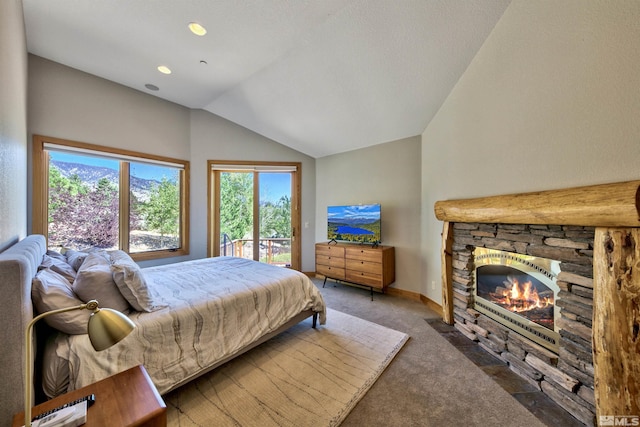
[
  {"xmin": 32, "ymin": 135, "xmax": 190, "ymax": 261},
  {"xmin": 207, "ymin": 160, "xmax": 301, "ymax": 270}
]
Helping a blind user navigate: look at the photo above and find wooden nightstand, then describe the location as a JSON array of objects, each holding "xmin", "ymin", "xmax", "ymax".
[{"xmin": 13, "ymin": 365, "xmax": 166, "ymax": 427}]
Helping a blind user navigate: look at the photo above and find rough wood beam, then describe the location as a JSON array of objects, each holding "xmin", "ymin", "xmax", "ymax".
[
  {"xmin": 441, "ymin": 221, "xmax": 454, "ymax": 325},
  {"xmin": 593, "ymin": 228, "xmax": 640, "ymax": 419},
  {"xmin": 434, "ymin": 181, "xmax": 640, "ymax": 227}
]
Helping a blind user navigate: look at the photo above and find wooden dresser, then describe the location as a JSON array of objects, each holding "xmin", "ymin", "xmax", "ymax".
[{"xmin": 315, "ymin": 242, "xmax": 395, "ymax": 297}]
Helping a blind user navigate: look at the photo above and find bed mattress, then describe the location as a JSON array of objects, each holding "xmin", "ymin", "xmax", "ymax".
[{"xmin": 46, "ymin": 256, "xmax": 326, "ymax": 396}]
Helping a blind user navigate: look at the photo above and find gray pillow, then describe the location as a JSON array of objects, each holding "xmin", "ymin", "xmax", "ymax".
[
  {"xmin": 64, "ymin": 249, "xmax": 89, "ymax": 271},
  {"xmin": 73, "ymin": 251, "xmax": 130, "ymax": 313},
  {"xmin": 31, "ymin": 268, "xmax": 92, "ymax": 335},
  {"xmin": 46, "ymin": 249, "xmax": 67, "ymax": 261},
  {"xmin": 39, "ymin": 254, "xmax": 77, "ymax": 283},
  {"xmin": 109, "ymin": 250, "xmax": 161, "ymax": 312}
]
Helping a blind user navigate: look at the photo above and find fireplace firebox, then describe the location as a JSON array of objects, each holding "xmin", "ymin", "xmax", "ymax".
[{"xmin": 473, "ymin": 248, "xmax": 561, "ymax": 353}]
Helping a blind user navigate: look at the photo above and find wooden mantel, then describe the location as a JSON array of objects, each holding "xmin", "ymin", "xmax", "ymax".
[
  {"xmin": 434, "ymin": 180, "xmax": 640, "ymax": 421},
  {"xmin": 434, "ymin": 180, "xmax": 640, "ymax": 227}
]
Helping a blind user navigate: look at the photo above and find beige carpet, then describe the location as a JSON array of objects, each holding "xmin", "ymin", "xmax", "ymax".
[{"xmin": 164, "ymin": 309, "xmax": 409, "ymax": 427}]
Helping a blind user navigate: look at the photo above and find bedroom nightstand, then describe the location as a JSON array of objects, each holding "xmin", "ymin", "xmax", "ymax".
[{"xmin": 12, "ymin": 365, "xmax": 166, "ymax": 427}]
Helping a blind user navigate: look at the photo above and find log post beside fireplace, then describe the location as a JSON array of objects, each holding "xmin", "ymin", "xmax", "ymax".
[
  {"xmin": 440, "ymin": 221, "xmax": 454, "ymax": 325},
  {"xmin": 434, "ymin": 180, "xmax": 640, "ymax": 423},
  {"xmin": 593, "ymin": 228, "xmax": 640, "ymax": 419}
]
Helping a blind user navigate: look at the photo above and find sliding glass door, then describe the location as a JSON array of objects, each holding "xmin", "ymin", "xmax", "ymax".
[{"xmin": 209, "ymin": 161, "xmax": 301, "ymax": 270}]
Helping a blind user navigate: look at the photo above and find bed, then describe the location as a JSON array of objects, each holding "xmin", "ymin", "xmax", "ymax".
[{"xmin": 0, "ymin": 234, "xmax": 326, "ymax": 424}]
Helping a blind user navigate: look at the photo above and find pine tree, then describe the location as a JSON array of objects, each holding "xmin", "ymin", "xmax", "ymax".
[{"xmin": 142, "ymin": 177, "xmax": 180, "ymax": 247}]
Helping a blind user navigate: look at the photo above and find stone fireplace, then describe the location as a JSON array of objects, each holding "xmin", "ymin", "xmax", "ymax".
[
  {"xmin": 433, "ymin": 180, "xmax": 640, "ymax": 427},
  {"xmin": 451, "ymin": 223, "xmax": 595, "ymax": 425}
]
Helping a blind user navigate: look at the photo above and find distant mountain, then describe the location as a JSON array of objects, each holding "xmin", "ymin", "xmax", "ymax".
[
  {"xmin": 330, "ymin": 217, "xmax": 378, "ymax": 226},
  {"xmin": 50, "ymin": 160, "xmax": 161, "ymax": 200}
]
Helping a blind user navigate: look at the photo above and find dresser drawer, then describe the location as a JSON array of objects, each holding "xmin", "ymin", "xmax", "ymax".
[
  {"xmin": 345, "ymin": 258, "xmax": 382, "ymax": 274},
  {"xmin": 345, "ymin": 270, "xmax": 383, "ymax": 288},
  {"xmin": 316, "ymin": 244, "xmax": 345, "ymax": 257},
  {"xmin": 317, "ymin": 254, "xmax": 345, "ymax": 268},
  {"xmin": 317, "ymin": 264, "xmax": 345, "ymax": 280},
  {"xmin": 345, "ymin": 247, "xmax": 383, "ymax": 263}
]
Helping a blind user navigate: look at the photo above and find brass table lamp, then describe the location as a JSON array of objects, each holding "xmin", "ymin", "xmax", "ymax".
[{"xmin": 24, "ymin": 300, "xmax": 136, "ymax": 427}]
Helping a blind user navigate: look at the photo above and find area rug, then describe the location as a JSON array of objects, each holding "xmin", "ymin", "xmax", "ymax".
[{"xmin": 164, "ymin": 308, "xmax": 409, "ymax": 427}]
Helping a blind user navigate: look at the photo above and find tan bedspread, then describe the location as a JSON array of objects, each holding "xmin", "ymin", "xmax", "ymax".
[{"xmin": 65, "ymin": 256, "xmax": 326, "ymax": 394}]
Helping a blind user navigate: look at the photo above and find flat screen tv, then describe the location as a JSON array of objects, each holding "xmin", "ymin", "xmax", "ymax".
[{"xmin": 327, "ymin": 203, "xmax": 381, "ymax": 245}]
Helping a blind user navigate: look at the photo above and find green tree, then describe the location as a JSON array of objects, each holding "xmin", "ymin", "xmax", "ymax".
[
  {"xmin": 48, "ymin": 168, "xmax": 87, "ymax": 220},
  {"xmin": 142, "ymin": 177, "xmax": 180, "ymax": 246},
  {"xmin": 260, "ymin": 195, "xmax": 291, "ymax": 238},
  {"xmin": 220, "ymin": 172, "xmax": 253, "ymax": 241}
]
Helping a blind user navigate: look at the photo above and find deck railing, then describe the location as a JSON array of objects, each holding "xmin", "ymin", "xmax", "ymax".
[{"xmin": 220, "ymin": 237, "xmax": 292, "ymax": 266}]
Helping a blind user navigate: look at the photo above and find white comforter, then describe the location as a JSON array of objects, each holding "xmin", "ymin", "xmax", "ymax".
[{"xmin": 64, "ymin": 256, "xmax": 326, "ymax": 394}]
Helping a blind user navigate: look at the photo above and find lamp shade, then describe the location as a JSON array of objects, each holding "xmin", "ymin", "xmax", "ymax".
[{"xmin": 88, "ymin": 307, "xmax": 136, "ymax": 351}]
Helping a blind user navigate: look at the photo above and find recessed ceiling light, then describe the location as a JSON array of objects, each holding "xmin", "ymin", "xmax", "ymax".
[
  {"xmin": 188, "ymin": 22, "xmax": 207, "ymax": 36},
  {"xmin": 145, "ymin": 83, "xmax": 159, "ymax": 91},
  {"xmin": 157, "ymin": 65, "xmax": 172, "ymax": 75}
]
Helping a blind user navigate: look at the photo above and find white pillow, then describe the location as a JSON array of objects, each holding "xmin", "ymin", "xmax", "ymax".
[
  {"xmin": 73, "ymin": 251, "xmax": 130, "ymax": 313},
  {"xmin": 109, "ymin": 250, "xmax": 161, "ymax": 312},
  {"xmin": 31, "ymin": 268, "xmax": 92, "ymax": 335}
]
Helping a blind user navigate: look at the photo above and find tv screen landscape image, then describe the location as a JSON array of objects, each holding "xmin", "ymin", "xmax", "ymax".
[{"xmin": 327, "ymin": 204, "xmax": 381, "ymax": 244}]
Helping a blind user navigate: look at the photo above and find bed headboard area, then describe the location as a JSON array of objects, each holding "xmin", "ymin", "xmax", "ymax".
[{"xmin": 0, "ymin": 235, "xmax": 47, "ymax": 424}]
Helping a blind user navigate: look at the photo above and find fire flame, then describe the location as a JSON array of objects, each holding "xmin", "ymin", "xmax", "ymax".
[{"xmin": 501, "ymin": 275, "xmax": 552, "ymax": 312}]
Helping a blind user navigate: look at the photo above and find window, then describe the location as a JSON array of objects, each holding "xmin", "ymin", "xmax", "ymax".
[
  {"xmin": 208, "ymin": 161, "xmax": 301, "ymax": 270},
  {"xmin": 33, "ymin": 135, "xmax": 189, "ymax": 260}
]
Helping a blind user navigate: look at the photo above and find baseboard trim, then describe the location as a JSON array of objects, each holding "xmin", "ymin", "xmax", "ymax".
[
  {"xmin": 312, "ymin": 273, "xmax": 443, "ymax": 315},
  {"xmin": 386, "ymin": 286, "xmax": 421, "ymax": 301},
  {"xmin": 420, "ymin": 294, "xmax": 443, "ymax": 315}
]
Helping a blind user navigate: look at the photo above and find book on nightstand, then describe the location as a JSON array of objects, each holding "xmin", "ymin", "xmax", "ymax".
[{"xmin": 24, "ymin": 400, "xmax": 87, "ymax": 427}]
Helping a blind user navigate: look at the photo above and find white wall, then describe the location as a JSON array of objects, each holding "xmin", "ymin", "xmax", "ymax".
[
  {"xmin": 421, "ymin": 0, "xmax": 640, "ymax": 303},
  {"xmin": 0, "ymin": 0, "xmax": 28, "ymax": 251},
  {"xmin": 316, "ymin": 136, "xmax": 422, "ymax": 293},
  {"xmin": 189, "ymin": 109, "xmax": 317, "ymax": 270}
]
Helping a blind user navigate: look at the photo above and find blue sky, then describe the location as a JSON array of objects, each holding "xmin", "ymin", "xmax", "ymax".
[
  {"xmin": 51, "ymin": 152, "xmax": 178, "ymax": 181},
  {"xmin": 260, "ymin": 173, "xmax": 291, "ymax": 203},
  {"xmin": 51, "ymin": 151, "xmax": 119, "ymax": 171},
  {"xmin": 328, "ymin": 204, "xmax": 380, "ymax": 220}
]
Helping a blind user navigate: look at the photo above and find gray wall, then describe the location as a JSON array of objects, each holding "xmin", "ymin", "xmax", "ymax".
[
  {"xmin": 0, "ymin": 0, "xmax": 28, "ymax": 251},
  {"xmin": 421, "ymin": 0, "xmax": 640, "ymax": 303},
  {"xmin": 28, "ymin": 56, "xmax": 191, "ymax": 267},
  {"xmin": 315, "ymin": 136, "xmax": 422, "ymax": 293},
  {"xmin": 27, "ymin": 56, "xmax": 317, "ymax": 270},
  {"xmin": 189, "ymin": 110, "xmax": 317, "ymax": 270}
]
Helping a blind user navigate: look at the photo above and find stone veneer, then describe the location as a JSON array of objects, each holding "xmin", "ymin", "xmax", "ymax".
[{"xmin": 451, "ymin": 223, "xmax": 596, "ymax": 426}]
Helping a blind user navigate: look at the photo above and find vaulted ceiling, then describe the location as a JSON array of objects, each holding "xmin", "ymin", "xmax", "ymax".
[{"xmin": 22, "ymin": 0, "xmax": 511, "ymax": 158}]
